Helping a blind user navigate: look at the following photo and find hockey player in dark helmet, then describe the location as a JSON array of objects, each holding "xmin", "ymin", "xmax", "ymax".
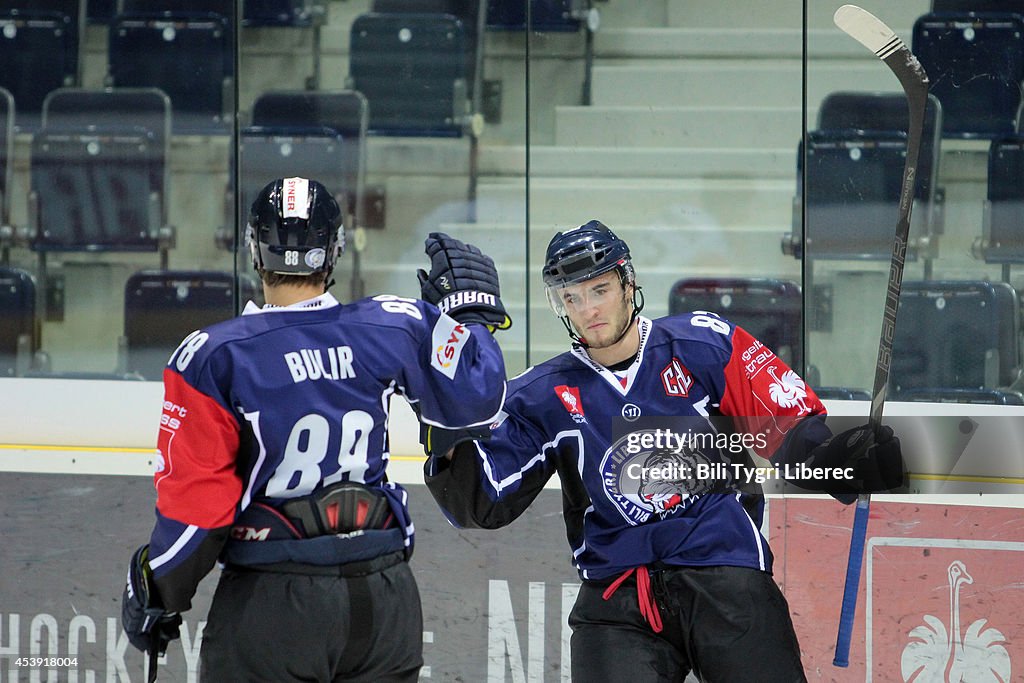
[
  {"xmin": 246, "ymin": 176, "xmax": 345, "ymax": 292},
  {"xmin": 121, "ymin": 177, "xmax": 510, "ymax": 681},
  {"xmin": 423, "ymin": 218, "xmax": 906, "ymax": 682},
  {"xmin": 542, "ymin": 220, "xmax": 645, "ymax": 359}
]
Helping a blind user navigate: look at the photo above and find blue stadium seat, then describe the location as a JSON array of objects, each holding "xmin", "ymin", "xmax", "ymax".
[
  {"xmin": 891, "ymin": 280, "xmax": 1022, "ymax": 394},
  {"xmin": 30, "ymin": 88, "xmax": 172, "ymax": 255},
  {"xmin": 349, "ymin": 12, "xmax": 474, "ymax": 137},
  {"xmin": 913, "ymin": 12, "xmax": 1024, "ymax": 138},
  {"xmin": 237, "ymin": 125, "xmax": 347, "ymax": 232},
  {"xmin": 244, "ymin": 0, "xmax": 325, "ymax": 26},
  {"xmin": 0, "ymin": 265, "xmax": 36, "ymax": 376},
  {"xmin": 668, "ymin": 278, "xmax": 803, "ymax": 371},
  {"xmin": 250, "ymin": 90, "xmax": 369, "ymax": 227},
  {"xmin": 108, "ymin": 11, "xmax": 233, "ymax": 134},
  {"xmin": 931, "ymin": 1, "xmax": 1024, "ymax": 12},
  {"xmin": 371, "ymin": 0, "xmax": 483, "ymax": 101},
  {"xmin": 486, "ymin": 0, "xmax": 597, "ymax": 103},
  {"xmin": 977, "ymin": 135, "xmax": 1024, "ymax": 266},
  {"xmin": 87, "ymin": 0, "xmax": 116, "ymax": 25},
  {"xmin": 0, "ymin": 3, "xmax": 82, "ymax": 131},
  {"xmin": 799, "ymin": 131, "xmax": 921, "ymax": 259},
  {"xmin": 816, "ymin": 91, "xmax": 943, "ymax": 208},
  {"xmin": 123, "ymin": 270, "xmax": 258, "ymax": 380},
  {"xmin": 0, "ymin": 86, "xmax": 12, "ymax": 255},
  {"xmin": 487, "ymin": 0, "xmax": 590, "ymax": 32},
  {"xmin": 787, "ymin": 92, "xmax": 944, "ymax": 261}
]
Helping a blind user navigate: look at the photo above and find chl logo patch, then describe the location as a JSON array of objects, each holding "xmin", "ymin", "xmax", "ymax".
[{"xmin": 660, "ymin": 358, "xmax": 694, "ymax": 397}]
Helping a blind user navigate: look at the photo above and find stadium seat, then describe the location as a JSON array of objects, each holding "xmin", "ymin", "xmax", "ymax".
[
  {"xmin": 29, "ymin": 88, "xmax": 172, "ymax": 256},
  {"xmin": 931, "ymin": 1, "xmax": 1024, "ymax": 12},
  {"xmin": 0, "ymin": 266, "xmax": 36, "ymax": 376},
  {"xmin": 244, "ymin": 0, "xmax": 326, "ymax": 26},
  {"xmin": 0, "ymin": 86, "xmax": 12, "ymax": 257},
  {"xmin": 108, "ymin": 10, "xmax": 233, "ymax": 134},
  {"xmin": 250, "ymin": 90, "xmax": 369, "ymax": 228},
  {"xmin": 912, "ymin": 12, "xmax": 1024, "ymax": 138},
  {"xmin": 123, "ymin": 270, "xmax": 258, "ymax": 380},
  {"xmin": 0, "ymin": 1, "xmax": 83, "ymax": 131},
  {"xmin": 349, "ymin": 12, "xmax": 476, "ymax": 137},
  {"xmin": 348, "ymin": 12, "xmax": 483, "ymax": 215},
  {"xmin": 890, "ymin": 280, "xmax": 1022, "ymax": 394},
  {"xmin": 236, "ymin": 126, "xmax": 347, "ymax": 235},
  {"xmin": 976, "ymin": 135, "xmax": 1024, "ymax": 271},
  {"xmin": 371, "ymin": 1, "xmax": 484, "ymax": 99},
  {"xmin": 897, "ymin": 387, "xmax": 1024, "ymax": 404},
  {"xmin": 668, "ymin": 278, "xmax": 803, "ymax": 371},
  {"xmin": 87, "ymin": 0, "xmax": 116, "ymax": 24},
  {"xmin": 486, "ymin": 0, "xmax": 597, "ymax": 103},
  {"xmin": 786, "ymin": 92, "xmax": 943, "ymax": 262}
]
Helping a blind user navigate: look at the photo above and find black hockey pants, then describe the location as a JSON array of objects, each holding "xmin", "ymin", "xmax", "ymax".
[{"xmin": 570, "ymin": 564, "xmax": 807, "ymax": 683}]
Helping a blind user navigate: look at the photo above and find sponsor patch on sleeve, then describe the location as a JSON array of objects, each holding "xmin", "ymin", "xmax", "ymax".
[{"xmin": 430, "ymin": 314, "xmax": 471, "ymax": 379}]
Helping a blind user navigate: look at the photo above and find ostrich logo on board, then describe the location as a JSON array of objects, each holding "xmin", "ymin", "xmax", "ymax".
[{"xmin": 900, "ymin": 560, "xmax": 1011, "ymax": 682}]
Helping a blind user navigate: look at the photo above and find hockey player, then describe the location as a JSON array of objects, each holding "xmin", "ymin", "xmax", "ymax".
[
  {"xmin": 422, "ymin": 220, "xmax": 905, "ymax": 682},
  {"xmin": 121, "ymin": 177, "xmax": 511, "ymax": 681}
]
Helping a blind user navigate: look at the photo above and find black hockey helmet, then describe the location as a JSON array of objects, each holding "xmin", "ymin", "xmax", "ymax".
[
  {"xmin": 542, "ymin": 220, "xmax": 644, "ymax": 345},
  {"xmin": 542, "ymin": 220, "xmax": 632, "ymax": 288},
  {"xmin": 246, "ymin": 177, "xmax": 344, "ymax": 276}
]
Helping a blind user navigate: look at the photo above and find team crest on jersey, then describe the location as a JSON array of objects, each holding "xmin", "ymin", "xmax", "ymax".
[
  {"xmin": 554, "ymin": 385, "xmax": 586, "ymax": 424},
  {"xmin": 600, "ymin": 430, "xmax": 718, "ymax": 526},
  {"xmin": 765, "ymin": 365, "xmax": 812, "ymax": 414}
]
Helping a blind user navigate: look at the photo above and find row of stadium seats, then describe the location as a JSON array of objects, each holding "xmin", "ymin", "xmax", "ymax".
[
  {"xmin": 0, "ymin": 1, "xmax": 595, "ymax": 134},
  {"xmin": 0, "ymin": 88, "xmax": 368, "ymax": 259},
  {"xmin": 4, "ymin": 265, "xmax": 1021, "ymax": 404},
  {"xmin": 0, "ymin": 1, "xmax": 328, "ymax": 133},
  {"xmin": 0, "ymin": 266, "xmax": 259, "ymax": 380},
  {"xmin": 668, "ymin": 277, "xmax": 1024, "ymax": 405},
  {"xmin": 785, "ymin": 90, "xmax": 1024, "ymax": 276}
]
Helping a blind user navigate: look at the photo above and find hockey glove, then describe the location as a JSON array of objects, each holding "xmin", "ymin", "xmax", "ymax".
[
  {"xmin": 420, "ymin": 422, "xmax": 491, "ymax": 458},
  {"xmin": 121, "ymin": 545, "xmax": 182, "ymax": 655},
  {"xmin": 417, "ymin": 232, "xmax": 512, "ymax": 331},
  {"xmin": 803, "ymin": 423, "xmax": 906, "ymax": 503}
]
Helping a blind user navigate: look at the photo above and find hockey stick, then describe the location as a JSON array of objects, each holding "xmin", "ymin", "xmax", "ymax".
[{"xmin": 829, "ymin": 5, "xmax": 929, "ymax": 668}]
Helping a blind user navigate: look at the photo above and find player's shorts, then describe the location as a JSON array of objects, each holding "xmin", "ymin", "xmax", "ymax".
[
  {"xmin": 570, "ymin": 564, "xmax": 806, "ymax": 683},
  {"xmin": 200, "ymin": 554, "xmax": 422, "ymax": 682}
]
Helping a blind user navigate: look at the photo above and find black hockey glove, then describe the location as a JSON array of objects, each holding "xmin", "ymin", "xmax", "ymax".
[
  {"xmin": 417, "ymin": 232, "xmax": 512, "ymax": 331},
  {"xmin": 420, "ymin": 422, "xmax": 491, "ymax": 458},
  {"xmin": 121, "ymin": 545, "xmax": 182, "ymax": 655},
  {"xmin": 802, "ymin": 423, "xmax": 906, "ymax": 504}
]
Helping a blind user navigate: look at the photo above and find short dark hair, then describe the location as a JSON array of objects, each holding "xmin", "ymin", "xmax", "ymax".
[{"xmin": 258, "ymin": 268, "xmax": 328, "ymax": 290}]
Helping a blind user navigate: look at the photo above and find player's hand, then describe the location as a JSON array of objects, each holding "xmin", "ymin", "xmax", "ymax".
[
  {"xmin": 121, "ymin": 545, "xmax": 182, "ymax": 654},
  {"xmin": 808, "ymin": 423, "xmax": 906, "ymax": 503},
  {"xmin": 420, "ymin": 422, "xmax": 491, "ymax": 458},
  {"xmin": 416, "ymin": 232, "xmax": 511, "ymax": 331}
]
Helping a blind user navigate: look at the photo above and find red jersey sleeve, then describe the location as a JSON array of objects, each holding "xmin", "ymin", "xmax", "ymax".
[
  {"xmin": 719, "ymin": 326, "xmax": 826, "ymax": 459},
  {"xmin": 154, "ymin": 369, "xmax": 242, "ymax": 528}
]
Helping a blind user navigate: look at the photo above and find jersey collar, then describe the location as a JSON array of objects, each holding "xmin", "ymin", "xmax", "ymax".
[
  {"xmin": 242, "ymin": 291, "xmax": 340, "ymax": 315},
  {"xmin": 569, "ymin": 316, "xmax": 652, "ymax": 396}
]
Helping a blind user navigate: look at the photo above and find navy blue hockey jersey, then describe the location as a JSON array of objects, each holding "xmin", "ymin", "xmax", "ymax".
[
  {"xmin": 427, "ymin": 313, "xmax": 826, "ymax": 580},
  {"xmin": 147, "ymin": 292, "xmax": 506, "ymax": 609}
]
